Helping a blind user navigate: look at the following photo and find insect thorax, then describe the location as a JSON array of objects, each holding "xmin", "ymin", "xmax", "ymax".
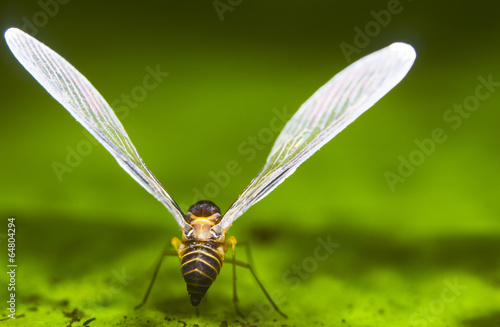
[{"xmin": 183, "ymin": 200, "xmax": 225, "ymax": 243}]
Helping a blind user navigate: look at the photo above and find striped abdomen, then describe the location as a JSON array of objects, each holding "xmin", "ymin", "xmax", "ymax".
[{"xmin": 180, "ymin": 242, "xmax": 225, "ymax": 306}]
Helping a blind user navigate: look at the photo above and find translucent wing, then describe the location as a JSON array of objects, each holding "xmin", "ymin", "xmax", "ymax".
[
  {"xmin": 219, "ymin": 42, "xmax": 416, "ymax": 230},
  {"xmin": 4, "ymin": 27, "xmax": 188, "ymax": 230}
]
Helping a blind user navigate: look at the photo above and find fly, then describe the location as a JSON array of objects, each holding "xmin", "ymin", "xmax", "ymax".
[{"xmin": 4, "ymin": 27, "xmax": 416, "ymax": 318}]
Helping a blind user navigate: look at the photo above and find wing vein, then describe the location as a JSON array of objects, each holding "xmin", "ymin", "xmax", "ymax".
[
  {"xmin": 5, "ymin": 28, "xmax": 187, "ymax": 230},
  {"xmin": 220, "ymin": 42, "xmax": 416, "ymax": 229}
]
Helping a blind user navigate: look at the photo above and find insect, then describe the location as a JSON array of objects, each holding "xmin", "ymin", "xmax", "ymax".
[{"xmin": 5, "ymin": 27, "xmax": 415, "ymax": 318}]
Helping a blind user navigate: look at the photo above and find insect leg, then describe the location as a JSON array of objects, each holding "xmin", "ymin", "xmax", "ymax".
[
  {"xmin": 134, "ymin": 238, "xmax": 180, "ymax": 310},
  {"xmin": 226, "ymin": 255, "xmax": 288, "ymax": 318},
  {"xmin": 232, "ymin": 241, "xmax": 256, "ymax": 275},
  {"xmin": 226, "ymin": 236, "xmax": 244, "ymax": 318}
]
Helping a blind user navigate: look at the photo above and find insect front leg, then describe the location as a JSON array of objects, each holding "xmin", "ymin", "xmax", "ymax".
[{"xmin": 134, "ymin": 238, "xmax": 180, "ymax": 310}]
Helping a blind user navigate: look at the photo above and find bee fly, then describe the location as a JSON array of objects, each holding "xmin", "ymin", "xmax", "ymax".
[{"xmin": 4, "ymin": 27, "xmax": 416, "ymax": 318}]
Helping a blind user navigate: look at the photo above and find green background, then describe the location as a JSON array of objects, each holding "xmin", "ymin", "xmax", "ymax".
[{"xmin": 1, "ymin": 1, "xmax": 499, "ymax": 326}]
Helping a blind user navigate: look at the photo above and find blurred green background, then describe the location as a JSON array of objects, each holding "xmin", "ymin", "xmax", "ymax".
[{"xmin": 1, "ymin": 1, "xmax": 499, "ymax": 326}]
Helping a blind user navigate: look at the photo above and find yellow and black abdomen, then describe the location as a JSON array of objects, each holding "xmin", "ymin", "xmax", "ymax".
[{"xmin": 180, "ymin": 242, "xmax": 225, "ymax": 306}]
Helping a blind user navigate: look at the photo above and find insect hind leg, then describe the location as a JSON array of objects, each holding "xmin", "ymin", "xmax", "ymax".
[
  {"xmin": 134, "ymin": 238, "xmax": 180, "ymax": 310},
  {"xmin": 226, "ymin": 238, "xmax": 287, "ymax": 319}
]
